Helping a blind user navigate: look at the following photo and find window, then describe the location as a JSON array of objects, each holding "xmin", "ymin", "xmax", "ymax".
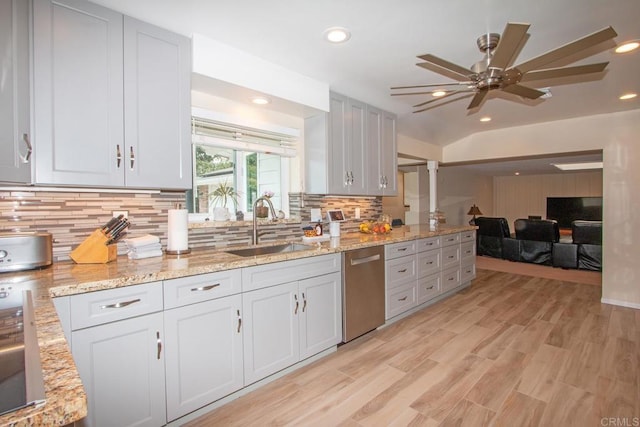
[{"xmin": 188, "ymin": 112, "xmax": 297, "ymax": 219}]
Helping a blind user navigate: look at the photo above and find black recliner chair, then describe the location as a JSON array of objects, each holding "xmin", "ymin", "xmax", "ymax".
[
  {"xmin": 573, "ymin": 220, "xmax": 602, "ymax": 271},
  {"xmin": 512, "ymin": 218, "xmax": 560, "ymax": 265},
  {"xmin": 475, "ymin": 217, "xmax": 511, "ymax": 259}
]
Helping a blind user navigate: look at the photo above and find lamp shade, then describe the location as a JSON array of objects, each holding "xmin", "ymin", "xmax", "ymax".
[{"xmin": 467, "ymin": 204, "xmax": 483, "ymax": 216}]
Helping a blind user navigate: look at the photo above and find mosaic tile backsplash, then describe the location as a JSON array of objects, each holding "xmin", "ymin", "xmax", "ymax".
[{"xmin": 0, "ymin": 188, "xmax": 382, "ymax": 261}]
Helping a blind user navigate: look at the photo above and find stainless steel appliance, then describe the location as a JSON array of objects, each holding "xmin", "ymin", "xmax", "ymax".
[
  {"xmin": 0, "ymin": 232, "xmax": 53, "ymax": 273},
  {"xmin": 342, "ymin": 246, "xmax": 385, "ymax": 342},
  {"xmin": 0, "ymin": 280, "xmax": 46, "ymax": 416}
]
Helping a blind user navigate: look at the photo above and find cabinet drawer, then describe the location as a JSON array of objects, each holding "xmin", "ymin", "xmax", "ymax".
[
  {"xmin": 417, "ymin": 273, "xmax": 441, "ymax": 305},
  {"xmin": 441, "ymin": 244, "xmax": 461, "ymax": 270},
  {"xmin": 70, "ymin": 281, "xmax": 163, "ymax": 330},
  {"xmin": 164, "ymin": 269, "xmax": 241, "ymax": 309},
  {"xmin": 385, "ymin": 256, "xmax": 416, "ymax": 289},
  {"xmin": 416, "ymin": 236, "xmax": 441, "ymax": 252},
  {"xmin": 242, "ymin": 253, "xmax": 340, "ymax": 292},
  {"xmin": 460, "ymin": 230, "xmax": 476, "ymax": 243},
  {"xmin": 386, "ymin": 282, "xmax": 416, "ymax": 319},
  {"xmin": 441, "ymin": 233, "xmax": 461, "ymax": 247},
  {"xmin": 461, "ymin": 262, "xmax": 476, "ymax": 283},
  {"xmin": 461, "ymin": 241, "xmax": 476, "ymax": 261},
  {"xmin": 417, "ymin": 249, "xmax": 441, "ymax": 278},
  {"xmin": 384, "ymin": 241, "xmax": 416, "ymax": 260},
  {"xmin": 441, "ymin": 267, "xmax": 461, "ymax": 293}
]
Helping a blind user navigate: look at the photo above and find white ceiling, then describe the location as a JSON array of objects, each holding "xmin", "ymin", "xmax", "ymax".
[{"xmin": 96, "ymin": 0, "xmax": 640, "ymax": 149}]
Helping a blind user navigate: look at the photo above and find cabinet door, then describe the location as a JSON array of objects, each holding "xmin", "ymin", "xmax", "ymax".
[
  {"xmin": 327, "ymin": 92, "xmax": 349, "ymax": 194},
  {"xmin": 299, "ymin": 272, "xmax": 342, "ymax": 359},
  {"xmin": 242, "ymin": 282, "xmax": 299, "ymax": 385},
  {"xmin": 347, "ymin": 97, "xmax": 367, "ymax": 194},
  {"xmin": 123, "ymin": 17, "xmax": 192, "ymax": 189},
  {"xmin": 366, "ymin": 105, "xmax": 383, "ymax": 195},
  {"xmin": 33, "ymin": 0, "xmax": 124, "ymax": 186},
  {"xmin": 381, "ymin": 111, "xmax": 398, "ymax": 195},
  {"xmin": 0, "ymin": 0, "xmax": 32, "ymax": 183},
  {"xmin": 164, "ymin": 295, "xmax": 243, "ymax": 421},
  {"xmin": 72, "ymin": 312, "xmax": 166, "ymax": 427}
]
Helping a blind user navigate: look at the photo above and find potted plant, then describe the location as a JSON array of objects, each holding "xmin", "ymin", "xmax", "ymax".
[{"xmin": 209, "ymin": 180, "xmax": 239, "ymax": 220}]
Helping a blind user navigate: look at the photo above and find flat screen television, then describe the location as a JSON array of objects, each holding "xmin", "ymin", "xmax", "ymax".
[{"xmin": 546, "ymin": 197, "xmax": 603, "ymax": 228}]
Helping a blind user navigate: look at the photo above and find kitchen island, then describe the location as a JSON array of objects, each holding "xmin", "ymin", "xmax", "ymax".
[{"xmin": 0, "ymin": 224, "xmax": 474, "ymax": 426}]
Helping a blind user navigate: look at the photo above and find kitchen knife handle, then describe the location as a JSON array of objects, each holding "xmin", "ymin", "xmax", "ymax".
[
  {"xmin": 116, "ymin": 145, "xmax": 122, "ymax": 168},
  {"xmin": 130, "ymin": 146, "xmax": 135, "ymax": 169},
  {"xmin": 21, "ymin": 133, "xmax": 33, "ymax": 163}
]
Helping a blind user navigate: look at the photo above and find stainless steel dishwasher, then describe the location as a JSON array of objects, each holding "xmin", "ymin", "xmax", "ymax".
[{"xmin": 342, "ymin": 245, "xmax": 385, "ymax": 342}]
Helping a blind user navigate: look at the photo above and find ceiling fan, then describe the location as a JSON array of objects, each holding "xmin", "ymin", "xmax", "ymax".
[{"xmin": 391, "ymin": 23, "xmax": 617, "ymax": 113}]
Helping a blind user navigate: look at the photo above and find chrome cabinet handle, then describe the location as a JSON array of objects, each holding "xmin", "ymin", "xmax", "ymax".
[
  {"xmin": 448, "ymin": 277, "xmax": 454, "ymax": 281},
  {"xmin": 156, "ymin": 331, "xmax": 162, "ymax": 360},
  {"xmin": 398, "ymin": 248, "xmax": 407, "ymax": 252},
  {"xmin": 398, "ymin": 268, "xmax": 407, "ymax": 273},
  {"xmin": 426, "ymin": 286, "xmax": 434, "ymax": 290},
  {"xmin": 426, "ymin": 261, "xmax": 434, "ymax": 265},
  {"xmin": 191, "ymin": 283, "xmax": 220, "ymax": 292},
  {"xmin": 237, "ymin": 309, "xmax": 242, "ymax": 333},
  {"xmin": 129, "ymin": 146, "xmax": 135, "ymax": 169},
  {"xmin": 100, "ymin": 298, "xmax": 140, "ymax": 309},
  {"xmin": 21, "ymin": 133, "xmax": 32, "ymax": 163},
  {"xmin": 448, "ymin": 255, "xmax": 455, "ymax": 259},
  {"xmin": 116, "ymin": 145, "xmax": 122, "ymax": 168},
  {"xmin": 294, "ymin": 294, "xmax": 299, "ymax": 315},
  {"xmin": 344, "ymin": 171, "xmax": 350, "ymax": 186},
  {"xmin": 398, "ymin": 296, "xmax": 407, "ymax": 301},
  {"xmin": 350, "ymin": 254, "xmax": 381, "ymax": 266},
  {"xmin": 302, "ymin": 292, "xmax": 307, "ymax": 312}
]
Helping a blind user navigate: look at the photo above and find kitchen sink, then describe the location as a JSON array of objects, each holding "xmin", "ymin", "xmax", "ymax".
[{"xmin": 225, "ymin": 243, "xmax": 315, "ymax": 257}]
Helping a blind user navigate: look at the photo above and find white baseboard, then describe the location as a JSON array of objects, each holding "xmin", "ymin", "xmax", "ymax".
[{"xmin": 601, "ymin": 298, "xmax": 640, "ymax": 309}]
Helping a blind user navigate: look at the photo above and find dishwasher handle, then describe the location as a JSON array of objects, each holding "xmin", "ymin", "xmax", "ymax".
[{"xmin": 350, "ymin": 254, "xmax": 381, "ymax": 266}]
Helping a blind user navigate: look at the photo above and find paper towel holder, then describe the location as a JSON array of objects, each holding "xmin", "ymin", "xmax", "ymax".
[{"xmin": 166, "ymin": 203, "xmax": 191, "ymax": 255}]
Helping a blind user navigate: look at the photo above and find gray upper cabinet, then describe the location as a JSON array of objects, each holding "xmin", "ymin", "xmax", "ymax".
[
  {"xmin": 32, "ymin": 0, "xmax": 191, "ymax": 189},
  {"xmin": 305, "ymin": 92, "xmax": 396, "ymax": 196},
  {"xmin": 0, "ymin": 0, "xmax": 32, "ymax": 183}
]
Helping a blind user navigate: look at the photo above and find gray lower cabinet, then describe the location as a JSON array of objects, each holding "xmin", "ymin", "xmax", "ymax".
[
  {"xmin": 0, "ymin": 0, "xmax": 32, "ymax": 183},
  {"xmin": 68, "ymin": 281, "xmax": 166, "ymax": 427},
  {"xmin": 242, "ymin": 254, "xmax": 342, "ymax": 385},
  {"xmin": 32, "ymin": 0, "xmax": 191, "ymax": 189}
]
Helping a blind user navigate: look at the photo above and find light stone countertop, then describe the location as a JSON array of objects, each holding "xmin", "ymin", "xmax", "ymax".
[{"xmin": 0, "ymin": 224, "xmax": 474, "ymax": 426}]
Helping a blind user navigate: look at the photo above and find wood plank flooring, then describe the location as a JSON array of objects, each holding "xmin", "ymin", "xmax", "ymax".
[{"xmin": 185, "ymin": 268, "xmax": 638, "ymax": 427}]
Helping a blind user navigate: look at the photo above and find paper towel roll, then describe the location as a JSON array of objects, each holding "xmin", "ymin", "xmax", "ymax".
[{"xmin": 167, "ymin": 209, "xmax": 189, "ymax": 251}]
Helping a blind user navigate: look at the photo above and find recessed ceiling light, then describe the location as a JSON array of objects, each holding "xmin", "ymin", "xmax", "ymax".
[
  {"xmin": 479, "ymin": 116, "xmax": 491, "ymax": 122},
  {"xmin": 615, "ymin": 41, "xmax": 639, "ymax": 53},
  {"xmin": 324, "ymin": 27, "xmax": 351, "ymax": 43},
  {"xmin": 432, "ymin": 90, "xmax": 446, "ymax": 97},
  {"xmin": 619, "ymin": 93, "xmax": 637, "ymax": 100},
  {"xmin": 514, "ymin": 172, "xmax": 520, "ymax": 176},
  {"xmin": 251, "ymin": 96, "xmax": 270, "ymax": 105},
  {"xmin": 551, "ymin": 162, "xmax": 603, "ymax": 171}
]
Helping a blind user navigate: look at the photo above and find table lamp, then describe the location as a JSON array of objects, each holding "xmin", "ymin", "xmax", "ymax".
[{"xmin": 467, "ymin": 204, "xmax": 483, "ymax": 225}]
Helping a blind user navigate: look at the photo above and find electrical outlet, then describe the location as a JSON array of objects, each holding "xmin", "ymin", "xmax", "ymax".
[
  {"xmin": 354, "ymin": 207, "xmax": 361, "ymax": 219},
  {"xmin": 112, "ymin": 210, "xmax": 128, "ymax": 219}
]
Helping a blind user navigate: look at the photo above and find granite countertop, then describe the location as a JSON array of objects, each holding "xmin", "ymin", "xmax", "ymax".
[{"xmin": 0, "ymin": 224, "xmax": 474, "ymax": 426}]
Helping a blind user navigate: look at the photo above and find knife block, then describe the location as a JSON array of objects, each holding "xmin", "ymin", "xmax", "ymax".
[{"xmin": 70, "ymin": 229, "xmax": 117, "ymax": 264}]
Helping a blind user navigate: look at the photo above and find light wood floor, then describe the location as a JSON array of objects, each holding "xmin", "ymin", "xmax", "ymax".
[{"xmin": 186, "ymin": 269, "xmax": 639, "ymax": 427}]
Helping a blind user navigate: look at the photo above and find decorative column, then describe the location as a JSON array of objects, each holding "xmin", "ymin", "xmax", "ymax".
[{"xmin": 427, "ymin": 160, "xmax": 438, "ymax": 225}]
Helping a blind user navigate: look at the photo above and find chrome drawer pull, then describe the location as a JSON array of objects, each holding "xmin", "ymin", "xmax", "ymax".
[
  {"xmin": 398, "ymin": 248, "xmax": 407, "ymax": 252},
  {"xmin": 426, "ymin": 261, "xmax": 434, "ymax": 265},
  {"xmin": 101, "ymin": 298, "xmax": 140, "ymax": 309},
  {"xmin": 398, "ymin": 268, "xmax": 407, "ymax": 273},
  {"xmin": 398, "ymin": 296, "xmax": 408, "ymax": 301},
  {"xmin": 156, "ymin": 331, "xmax": 162, "ymax": 360},
  {"xmin": 448, "ymin": 255, "xmax": 455, "ymax": 259},
  {"xmin": 191, "ymin": 283, "xmax": 220, "ymax": 292},
  {"xmin": 426, "ymin": 286, "xmax": 434, "ymax": 290},
  {"xmin": 448, "ymin": 277, "xmax": 454, "ymax": 281},
  {"xmin": 350, "ymin": 254, "xmax": 381, "ymax": 266}
]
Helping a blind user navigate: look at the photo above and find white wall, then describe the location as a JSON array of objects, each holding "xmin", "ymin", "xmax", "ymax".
[
  {"xmin": 438, "ymin": 168, "xmax": 493, "ymax": 226},
  {"xmin": 443, "ymin": 109, "xmax": 640, "ymax": 308}
]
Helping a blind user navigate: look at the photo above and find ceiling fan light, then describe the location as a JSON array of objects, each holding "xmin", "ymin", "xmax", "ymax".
[
  {"xmin": 479, "ymin": 116, "xmax": 491, "ymax": 122},
  {"xmin": 432, "ymin": 90, "xmax": 447, "ymax": 97},
  {"xmin": 324, "ymin": 27, "xmax": 351, "ymax": 43},
  {"xmin": 615, "ymin": 41, "xmax": 639, "ymax": 54},
  {"xmin": 619, "ymin": 93, "xmax": 637, "ymax": 100}
]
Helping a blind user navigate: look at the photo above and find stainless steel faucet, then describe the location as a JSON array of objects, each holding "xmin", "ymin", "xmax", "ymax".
[{"xmin": 252, "ymin": 196, "xmax": 277, "ymax": 245}]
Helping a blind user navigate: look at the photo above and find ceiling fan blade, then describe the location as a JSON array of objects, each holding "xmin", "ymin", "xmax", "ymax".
[
  {"xmin": 515, "ymin": 26, "xmax": 617, "ymax": 73},
  {"xmin": 467, "ymin": 89, "xmax": 489, "ymax": 109},
  {"xmin": 391, "ymin": 82, "xmax": 473, "ymax": 90},
  {"xmin": 417, "ymin": 54, "xmax": 471, "ymax": 80},
  {"xmin": 413, "ymin": 89, "xmax": 476, "ymax": 108},
  {"xmin": 413, "ymin": 94, "xmax": 474, "ymax": 113},
  {"xmin": 520, "ymin": 62, "xmax": 608, "ymax": 82},
  {"xmin": 501, "ymin": 84, "xmax": 546, "ymax": 99},
  {"xmin": 490, "ymin": 22, "xmax": 530, "ymax": 70}
]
